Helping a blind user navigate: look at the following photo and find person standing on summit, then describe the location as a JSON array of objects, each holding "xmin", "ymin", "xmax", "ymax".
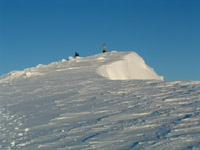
[{"xmin": 103, "ymin": 43, "xmax": 107, "ymax": 53}]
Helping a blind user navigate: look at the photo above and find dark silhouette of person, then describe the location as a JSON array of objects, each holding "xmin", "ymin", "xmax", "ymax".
[
  {"xmin": 74, "ymin": 52, "xmax": 79, "ymax": 57},
  {"xmin": 103, "ymin": 43, "xmax": 107, "ymax": 53}
]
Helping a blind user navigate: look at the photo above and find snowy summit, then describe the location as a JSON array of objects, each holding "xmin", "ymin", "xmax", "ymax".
[
  {"xmin": 0, "ymin": 51, "xmax": 200, "ymax": 150},
  {"xmin": 0, "ymin": 51, "xmax": 163, "ymax": 82}
]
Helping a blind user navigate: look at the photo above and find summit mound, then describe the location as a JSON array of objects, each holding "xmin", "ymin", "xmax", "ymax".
[{"xmin": 0, "ymin": 51, "xmax": 163, "ymax": 83}]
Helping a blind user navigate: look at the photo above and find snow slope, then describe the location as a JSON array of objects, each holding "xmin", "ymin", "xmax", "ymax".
[{"xmin": 0, "ymin": 51, "xmax": 200, "ymax": 150}]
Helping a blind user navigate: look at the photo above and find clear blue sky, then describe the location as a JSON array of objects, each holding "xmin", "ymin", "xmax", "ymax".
[{"xmin": 1, "ymin": 0, "xmax": 200, "ymax": 81}]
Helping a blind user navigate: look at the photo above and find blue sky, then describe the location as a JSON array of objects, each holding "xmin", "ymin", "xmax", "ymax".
[{"xmin": 0, "ymin": 0, "xmax": 200, "ymax": 81}]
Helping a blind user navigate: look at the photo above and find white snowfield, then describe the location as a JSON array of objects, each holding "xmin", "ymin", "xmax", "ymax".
[{"xmin": 0, "ymin": 51, "xmax": 200, "ymax": 150}]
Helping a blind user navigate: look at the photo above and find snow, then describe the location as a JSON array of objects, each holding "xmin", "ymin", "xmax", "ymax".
[
  {"xmin": 97, "ymin": 52, "xmax": 163, "ymax": 80},
  {"xmin": 0, "ymin": 51, "xmax": 200, "ymax": 149}
]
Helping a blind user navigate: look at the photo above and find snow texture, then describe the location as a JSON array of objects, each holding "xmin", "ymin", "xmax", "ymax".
[{"xmin": 0, "ymin": 51, "xmax": 200, "ymax": 150}]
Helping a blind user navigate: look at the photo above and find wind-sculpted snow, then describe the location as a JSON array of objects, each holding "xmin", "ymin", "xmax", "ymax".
[
  {"xmin": 97, "ymin": 52, "xmax": 164, "ymax": 80},
  {"xmin": 0, "ymin": 51, "xmax": 200, "ymax": 149}
]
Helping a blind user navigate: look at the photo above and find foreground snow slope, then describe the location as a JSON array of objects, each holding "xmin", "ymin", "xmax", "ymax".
[{"xmin": 0, "ymin": 51, "xmax": 200, "ymax": 150}]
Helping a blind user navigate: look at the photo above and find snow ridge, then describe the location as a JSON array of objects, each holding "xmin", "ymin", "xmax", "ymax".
[
  {"xmin": 0, "ymin": 51, "xmax": 163, "ymax": 83},
  {"xmin": 97, "ymin": 52, "xmax": 164, "ymax": 80}
]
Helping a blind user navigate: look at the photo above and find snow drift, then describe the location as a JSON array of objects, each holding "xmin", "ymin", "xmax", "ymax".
[{"xmin": 97, "ymin": 52, "xmax": 163, "ymax": 80}]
